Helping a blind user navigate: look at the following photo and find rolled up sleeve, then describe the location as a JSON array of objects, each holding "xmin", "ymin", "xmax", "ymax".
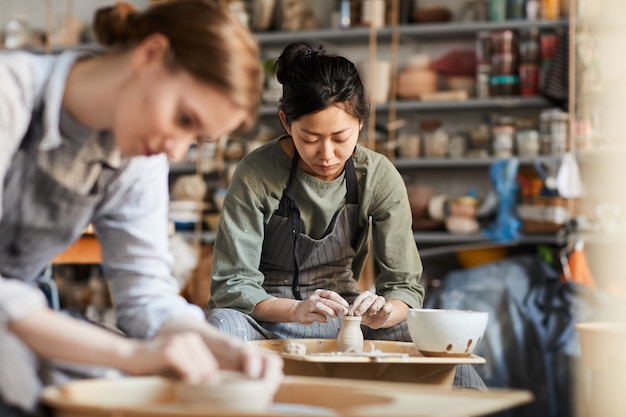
[
  {"xmin": 93, "ymin": 156, "xmax": 204, "ymax": 339},
  {"xmin": 0, "ymin": 277, "xmax": 47, "ymax": 326}
]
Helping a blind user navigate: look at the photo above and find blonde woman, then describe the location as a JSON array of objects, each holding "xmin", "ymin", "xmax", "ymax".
[{"xmin": 0, "ymin": 1, "xmax": 282, "ymax": 415}]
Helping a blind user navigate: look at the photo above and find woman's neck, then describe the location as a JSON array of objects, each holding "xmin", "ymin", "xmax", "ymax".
[{"xmin": 62, "ymin": 53, "xmax": 132, "ymax": 130}]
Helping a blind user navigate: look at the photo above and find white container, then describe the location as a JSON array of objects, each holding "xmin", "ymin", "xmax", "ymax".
[
  {"xmin": 360, "ymin": 60, "xmax": 391, "ymax": 104},
  {"xmin": 575, "ymin": 322, "xmax": 626, "ymax": 416},
  {"xmin": 422, "ymin": 128, "xmax": 449, "ymax": 158},
  {"xmin": 492, "ymin": 125, "xmax": 515, "ymax": 158},
  {"xmin": 516, "ymin": 129, "xmax": 540, "ymax": 157},
  {"xmin": 361, "ymin": 0, "xmax": 386, "ymax": 28},
  {"xmin": 407, "ymin": 308, "xmax": 489, "ymax": 357},
  {"xmin": 397, "ymin": 133, "xmax": 421, "ymax": 158}
]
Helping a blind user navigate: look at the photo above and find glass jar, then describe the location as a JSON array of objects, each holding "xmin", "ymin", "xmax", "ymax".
[
  {"xmin": 492, "ymin": 124, "xmax": 516, "ymax": 158},
  {"xmin": 422, "ymin": 121, "xmax": 449, "ymax": 158},
  {"xmin": 516, "ymin": 129, "xmax": 540, "ymax": 157}
]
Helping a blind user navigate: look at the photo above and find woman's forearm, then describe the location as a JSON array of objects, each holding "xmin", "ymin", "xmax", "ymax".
[
  {"xmin": 9, "ymin": 307, "xmax": 136, "ymax": 369},
  {"xmin": 251, "ymin": 298, "xmax": 299, "ymax": 323},
  {"xmin": 385, "ymin": 299, "xmax": 409, "ymax": 328}
]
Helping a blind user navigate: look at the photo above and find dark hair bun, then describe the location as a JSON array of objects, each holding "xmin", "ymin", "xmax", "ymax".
[
  {"xmin": 93, "ymin": 2, "xmax": 139, "ymax": 47},
  {"xmin": 275, "ymin": 42, "xmax": 317, "ymax": 86}
]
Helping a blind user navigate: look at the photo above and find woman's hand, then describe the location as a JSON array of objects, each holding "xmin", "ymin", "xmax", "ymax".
[
  {"xmin": 156, "ymin": 316, "xmax": 284, "ymax": 396},
  {"xmin": 126, "ymin": 332, "xmax": 284, "ymax": 398},
  {"xmin": 232, "ymin": 343, "xmax": 284, "ymax": 393},
  {"xmin": 348, "ymin": 291, "xmax": 394, "ymax": 329},
  {"xmin": 122, "ymin": 332, "xmax": 219, "ymax": 383},
  {"xmin": 291, "ymin": 289, "xmax": 349, "ymax": 324}
]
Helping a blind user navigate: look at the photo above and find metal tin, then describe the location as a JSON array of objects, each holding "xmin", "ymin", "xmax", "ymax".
[{"xmin": 476, "ymin": 31, "xmax": 492, "ymax": 64}]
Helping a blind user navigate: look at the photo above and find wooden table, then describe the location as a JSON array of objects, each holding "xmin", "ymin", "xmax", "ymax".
[
  {"xmin": 42, "ymin": 375, "xmax": 534, "ymax": 417},
  {"xmin": 52, "ymin": 234, "xmax": 102, "ymax": 265}
]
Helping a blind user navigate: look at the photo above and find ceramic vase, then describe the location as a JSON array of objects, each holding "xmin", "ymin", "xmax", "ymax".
[{"xmin": 337, "ymin": 315, "xmax": 364, "ymax": 353}]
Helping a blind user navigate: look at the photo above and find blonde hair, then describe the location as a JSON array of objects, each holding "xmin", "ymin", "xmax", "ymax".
[{"xmin": 93, "ymin": 0, "xmax": 262, "ymax": 131}]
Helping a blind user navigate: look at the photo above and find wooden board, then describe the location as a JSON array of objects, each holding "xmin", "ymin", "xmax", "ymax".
[
  {"xmin": 252, "ymin": 339, "xmax": 485, "ymax": 364},
  {"xmin": 250, "ymin": 339, "xmax": 485, "ymax": 387}
]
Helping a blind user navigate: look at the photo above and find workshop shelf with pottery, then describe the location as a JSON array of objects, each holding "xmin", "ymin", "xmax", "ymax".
[{"xmin": 245, "ymin": 0, "xmax": 579, "ymax": 253}]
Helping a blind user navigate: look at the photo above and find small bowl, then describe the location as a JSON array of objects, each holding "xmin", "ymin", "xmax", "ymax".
[
  {"xmin": 407, "ymin": 309, "xmax": 488, "ymax": 357},
  {"xmin": 177, "ymin": 370, "xmax": 274, "ymax": 412}
]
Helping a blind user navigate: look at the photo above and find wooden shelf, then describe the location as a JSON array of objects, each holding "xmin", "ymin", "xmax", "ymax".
[
  {"xmin": 259, "ymin": 96, "xmax": 553, "ymax": 117},
  {"xmin": 393, "ymin": 155, "xmax": 562, "ymax": 169},
  {"xmin": 414, "ymin": 231, "xmax": 565, "ymax": 247},
  {"xmin": 254, "ymin": 19, "xmax": 569, "ymax": 46}
]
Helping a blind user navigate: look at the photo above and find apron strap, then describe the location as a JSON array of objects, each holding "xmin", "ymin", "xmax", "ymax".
[{"xmin": 344, "ymin": 155, "xmax": 358, "ymax": 205}]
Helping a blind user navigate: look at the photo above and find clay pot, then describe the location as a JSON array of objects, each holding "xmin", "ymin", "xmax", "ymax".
[
  {"xmin": 397, "ymin": 67, "xmax": 438, "ymax": 100},
  {"xmin": 337, "ymin": 316, "xmax": 364, "ymax": 353},
  {"xmin": 406, "ymin": 185, "xmax": 434, "ymax": 221}
]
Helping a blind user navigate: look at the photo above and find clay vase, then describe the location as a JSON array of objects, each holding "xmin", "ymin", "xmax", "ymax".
[{"xmin": 337, "ymin": 315, "xmax": 364, "ymax": 353}]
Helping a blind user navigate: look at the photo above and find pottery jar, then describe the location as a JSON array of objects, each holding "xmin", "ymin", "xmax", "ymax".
[{"xmin": 337, "ymin": 315, "xmax": 364, "ymax": 353}]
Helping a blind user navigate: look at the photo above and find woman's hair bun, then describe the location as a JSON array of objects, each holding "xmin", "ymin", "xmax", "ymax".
[
  {"xmin": 275, "ymin": 42, "xmax": 317, "ymax": 85},
  {"xmin": 93, "ymin": 2, "xmax": 140, "ymax": 47}
]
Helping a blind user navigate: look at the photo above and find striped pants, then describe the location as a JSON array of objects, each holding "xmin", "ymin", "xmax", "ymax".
[{"xmin": 207, "ymin": 308, "xmax": 487, "ymax": 390}]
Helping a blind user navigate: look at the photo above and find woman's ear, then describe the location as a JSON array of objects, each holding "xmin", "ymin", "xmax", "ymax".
[
  {"xmin": 131, "ymin": 33, "xmax": 171, "ymax": 72},
  {"xmin": 278, "ymin": 109, "xmax": 291, "ymax": 135}
]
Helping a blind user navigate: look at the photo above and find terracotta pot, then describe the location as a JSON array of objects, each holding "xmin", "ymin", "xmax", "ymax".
[{"xmin": 406, "ymin": 185, "xmax": 434, "ymax": 220}]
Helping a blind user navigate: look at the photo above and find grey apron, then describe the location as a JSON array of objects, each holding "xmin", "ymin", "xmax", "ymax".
[
  {"xmin": 259, "ymin": 151, "xmax": 361, "ymax": 302},
  {"xmin": 0, "ymin": 105, "xmax": 115, "ymax": 281},
  {"xmin": 209, "ymin": 151, "xmax": 367, "ymax": 340},
  {"xmin": 0, "ymin": 106, "xmax": 120, "ymax": 412}
]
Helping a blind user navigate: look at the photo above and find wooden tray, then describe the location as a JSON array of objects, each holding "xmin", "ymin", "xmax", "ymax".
[
  {"xmin": 250, "ymin": 339, "xmax": 485, "ymax": 387},
  {"xmin": 41, "ymin": 375, "xmax": 533, "ymax": 417}
]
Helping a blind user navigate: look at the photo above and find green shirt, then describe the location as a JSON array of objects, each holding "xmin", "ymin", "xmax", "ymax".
[{"xmin": 209, "ymin": 137, "xmax": 424, "ymax": 313}]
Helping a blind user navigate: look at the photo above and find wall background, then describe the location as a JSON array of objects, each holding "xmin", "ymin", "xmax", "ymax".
[{"xmin": 0, "ymin": 0, "xmax": 150, "ymax": 31}]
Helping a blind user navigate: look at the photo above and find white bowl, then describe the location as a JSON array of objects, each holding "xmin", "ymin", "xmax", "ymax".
[
  {"xmin": 407, "ymin": 308, "xmax": 488, "ymax": 357},
  {"xmin": 177, "ymin": 370, "xmax": 274, "ymax": 412}
]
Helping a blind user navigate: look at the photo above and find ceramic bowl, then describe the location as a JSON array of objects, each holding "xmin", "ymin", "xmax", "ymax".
[
  {"xmin": 407, "ymin": 309, "xmax": 488, "ymax": 357},
  {"xmin": 176, "ymin": 370, "xmax": 274, "ymax": 412}
]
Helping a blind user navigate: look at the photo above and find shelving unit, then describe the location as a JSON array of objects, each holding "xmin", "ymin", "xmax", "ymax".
[
  {"xmin": 254, "ymin": 18, "xmax": 569, "ymax": 45},
  {"xmin": 248, "ymin": 7, "xmax": 572, "ymax": 247},
  {"xmin": 259, "ymin": 96, "xmax": 553, "ymax": 116},
  {"xmin": 415, "ymin": 231, "xmax": 564, "ymax": 246},
  {"xmin": 393, "ymin": 155, "xmax": 560, "ymax": 169}
]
